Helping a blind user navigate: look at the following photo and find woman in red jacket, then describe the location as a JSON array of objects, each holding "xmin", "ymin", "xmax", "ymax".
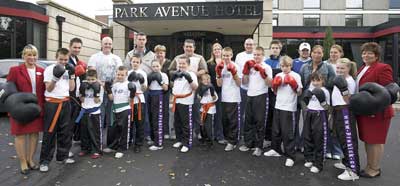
[
  {"xmin": 7, "ymin": 44, "xmax": 45, "ymax": 174},
  {"xmin": 356, "ymin": 42, "xmax": 395, "ymax": 178}
]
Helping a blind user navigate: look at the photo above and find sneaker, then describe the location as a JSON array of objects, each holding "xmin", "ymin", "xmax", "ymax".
[
  {"xmin": 285, "ymin": 158, "xmax": 294, "ymax": 167},
  {"xmin": 239, "ymin": 145, "xmax": 250, "ymax": 152},
  {"xmin": 262, "ymin": 140, "xmax": 271, "ymax": 148},
  {"xmin": 64, "ymin": 158, "xmax": 75, "ymax": 164},
  {"xmin": 173, "ymin": 142, "xmax": 182, "ymax": 148},
  {"xmin": 103, "ymin": 148, "xmax": 116, "ymax": 153},
  {"xmin": 147, "ymin": 140, "xmax": 154, "ymax": 146},
  {"xmin": 252, "ymin": 148, "xmax": 262, "ymax": 156},
  {"xmin": 39, "ymin": 164, "xmax": 49, "ymax": 172},
  {"xmin": 334, "ymin": 163, "xmax": 347, "ymax": 170},
  {"xmin": 180, "ymin": 146, "xmax": 189, "ymax": 153},
  {"xmin": 217, "ymin": 139, "xmax": 228, "ymax": 145},
  {"xmin": 197, "ymin": 133, "xmax": 202, "ymax": 140},
  {"xmin": 263, "ymin": 149, "xmax": 281, "ymax": 157},
  {"xmin": 115, "ymin": 152, "xmax": 124, "ymax": 159},
  {"xmin": 68, "ymin": 151, "xmax": 74, "ymax": 158},
  {"xmin": 337, "ymin": 169, "xmax": 360, "ymax": 181},
  {"xmin": 332, "ymin": 155, "xmax": 341, "ymax": 160},
  {"xmin": 149, "ymin": 145, "xmax": 164, "ymax": 151},
  {"xmin": 310, "ymin": 166, "xmax": 320, "ymax": 173},
  {"xmin": 325, "ymin": 153, "xmax": 332, "ymax": 159},
  {"xmin": 224, "ymin": 143, "xmax": 236, "ymax": 152},
  {"xmin": 304, "ymin": 162, "xmax": 313, "ymax": 168},
  {"xmin": 164, "ymin": 135, "xmax": 170, "ymax": 139},
  {"xmin": 90, "ymin": 153, "xmax": 101, "ymax": 159}
]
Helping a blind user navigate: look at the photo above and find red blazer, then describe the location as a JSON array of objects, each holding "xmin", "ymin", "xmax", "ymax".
[
  {"xmin": 357, "ymin": 61, "xmax": 394, "ymax": 120},
  {"xmin": 7, "ymin": 64, "xmax": 45, "ymax": 124}
]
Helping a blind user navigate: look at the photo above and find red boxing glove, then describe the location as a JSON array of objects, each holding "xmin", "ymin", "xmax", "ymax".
[
  {"xmin": 242, "ymin": 60, "xmax": 255, "ymax": 75},
  {"xmin": 284, "ymin": 74, "xmax": 298, "ymax": 92},
  {"xmin": 215, "ymin": 62, "xmax": 224, "ymax": 78},
  {"xmin": 272, "ymin": 76, "xmax": 283, "ymax": 93},
  {"xmin": 77, "ymin": 60, "xmax": 87, "ymax": 69},
  {"xmin": 227, "ymin": 63, "xmax": 237, "ymax": 76},
  {"xmin": 253, "ymin": 64, "xmax": 267, "ymax": 79},
  {"xmin": 75, "ymin": 65, "xmax": 86, "ymax": 77}
]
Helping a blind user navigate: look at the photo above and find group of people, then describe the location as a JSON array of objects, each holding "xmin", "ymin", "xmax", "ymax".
[{"xmin": 1, "ymin": 32, "xmax": 398, "ymax": 182}]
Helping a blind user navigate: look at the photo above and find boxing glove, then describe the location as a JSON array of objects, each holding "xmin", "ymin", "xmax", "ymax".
[
  {"xmin": 243, "ymin": 60, "xmax": 255, "ymax": 75},
  {"xmin": 65, "ymin": 63, "xmax": 75, "ymax": 80},
  {"xmin": 272, "ymin": 76, "xmax": 283, "ymax": 93},
  {"xmin": 312, "ymin": 87, "xmax": 327, "ymax": 106},
  {"xmin": 136, "ymin": 73, "xmax": 145, "ymax": 84},
  {"xmin": 350, "ymin": 82, "xmax": 391, "ymax": 115},
  {"xmin": 284, "ymin": 74, "xmax": 298, "ymax": 92},
  {"xmin": 79, "ymin": 81, "xmax": 89, "ymax": 97},
  {"xmin": 333, "ymin": 76, "xmax": 349, "ymax": 96},
  {"xmin": 254, "ymin": 64, "xmax": 267, "ymax": 79},
  {"xmin": 52, "ymin": 64, "xmax": 66, "ymax": 81},
  {"xmin": 128, "ymin": 82, "xmax": 137, "ymax": 99},
  {"xmin": 104, "ymin": 81, "xmax": 113, "ymax": 94},
  {"xmin": 75, "ymin": 64, "xmax": 86, "ymax": 77},
  {"xmin": 171, "ymin": 71, "xmax": 183, "ymax": 82},
  {"xmin": 0, "ymin": 82, "xmax": 17, "ymax": 104},
  {"xmin": 182, "ymin": 72, "xmax": 193, "ymax": 83},
  {"xmin": 5, "ymin": 93, "xmax": 41, "ymax": 124},
  {"xmin": 128, "ymin": 71, "xmax": 137, "ymax": 82},
  {"xmin": 215, "ymin": 62, "xmax": 224, "ymax": 78},
  {"xmin": 148, "ymin": 72, "xmax": 163, "ymax": 86},
  {"xmin": 209, "ymin": 85, "xmax": 216, "ymax": 97},
  {"xmin": 303, "ymin": 89, "xmax": 313, "ymax": 105},
  {"xmin": 385, "ymin": 83, "xmax": 400, "ymax": 104},
  {"xmin": 227, "ymin": 63, "xmax": 237, "ymax": 76},
  {"xmin": 91, "ymin": 82, "xmax": 101, "ymax": 98},
  {"xmin": 198, "ymin": 85, "xmax": 210, "ymax": 97}
]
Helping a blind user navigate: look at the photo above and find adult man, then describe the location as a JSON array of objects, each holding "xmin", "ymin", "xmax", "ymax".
[
  {"xmin": 234, "ymin": 38, "xmax": 254, "ymax": 143},
  {"xmin": 292, "ymin": 42, "xmax": 312, "ymax": 73},
  {"xmin": 169, "ymin": 39, "xmax": 208, "ymax": 139},
  {"xmin": 88, "ymin": 37, "xmax": 123, "ymax": 129},
  {"xmin": 124, "ymin": 32, "xmax": 156, "ymax": 74}
]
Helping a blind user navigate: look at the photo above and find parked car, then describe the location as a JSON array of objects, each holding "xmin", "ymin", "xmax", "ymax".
[{"xmin": 0, "ymin": 59, "xmax": 55, "ymax": 113}]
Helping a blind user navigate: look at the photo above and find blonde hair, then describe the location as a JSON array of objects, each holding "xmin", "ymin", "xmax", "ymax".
[
  {"xmin": 337, "ymin": 58, "xmax": 357, "ymax": 78},
  {"xmin": 22, "ymin": 44, "xmax": 38, "ymax": 58},
  {"xmin": 154, "ymin": 45, "xmax": 166, "ymax": 53},
  {"xmin": 330, "ymin": 44, "xmax": 344, "ymax": 57},
  {"xmin": 279, "ymin": 55, "xmax": 293, "ymax": 66},
  {"xmin": 208, "ymin": 43, "xmax": 223, "ymax": 64}
]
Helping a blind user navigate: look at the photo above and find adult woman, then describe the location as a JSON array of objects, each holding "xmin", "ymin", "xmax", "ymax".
[
  {"xmin": 7, "ymin": 44, "xmax": 45, "ymax": 174},
  {"xmin": 356, "ymin": 42, "xmax": 394, "ymax": 178},
  {"xmin": 325, "ymin": 44, "xmax": 344, "ymax": 74},
  {"xmin": 206, "ymin": 42, "xmax": 225, "ymax": 144}
]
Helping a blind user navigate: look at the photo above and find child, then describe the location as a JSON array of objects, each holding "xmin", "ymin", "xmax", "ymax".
[
  {"xmin": 40, "ymin": 48, "xmax": 76, "ymax": 172},
  {"xmin": 264, "ymin": 56, "xmax": 302, "ymax": 167},
  {"xmin": 216, "ymin": 47, "xmax": 241, "ymax": 152},
  {"xmin": 148, "ymin": 60, "xmax": 169, "ymax": 151},
  {"xmin": 127, "ymin": 54, "xmax": 148, "ymax": 153},
  {"xmin": 240, "ymin": 46, "xmax": 273, "ymax": 156},
  {"xmin": 331, "ymin": 58, "xmax": 360, "ymax": 180},
  {"xmin": 171, "ymin": 56, "xmax": 198, "ymax": 153},
  {"xmin": 302, "ymin": 72, "xmax": 330, "ymax": 173},
  {"xmin": 75, "ymin": 69, "xmax": 103, "ymax": 159},
  {"xmin": 198, "ymin": 74, "xmax": 218, "ymax": 149},
  {"xmin": 103, "ymin": 66, "xmax": 132, "ymax": 158}
]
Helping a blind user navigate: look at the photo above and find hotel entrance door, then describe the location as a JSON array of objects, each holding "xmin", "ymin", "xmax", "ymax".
[{"xmin": 172, "ymin": 31, "xmax": 224, "ymax": 59}]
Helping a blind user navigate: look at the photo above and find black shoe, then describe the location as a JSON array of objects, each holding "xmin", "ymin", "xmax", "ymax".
[
  {"xmin": 360, "ymin": 169, "xmax": 381, "ymax": 178},
  {"xmin": 134, "ymin": 146, "xmax": 141, "ymax": 153}
]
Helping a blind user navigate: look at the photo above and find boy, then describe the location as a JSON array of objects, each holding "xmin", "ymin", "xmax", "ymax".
[
  {"xmin": 75, "ymin": 69, "xmax": 103, "ymax": 159},
  {"xmin": 302, "ymin": 72, "xmax": 330, "ymax": 173},
  {"xmin": 240, "ymin": 46, "xmax": 273, "ymax": 156},
  {"xmin": 198, "ymin": 74, "xmax": 218, "ymax": 149},
  {"xmin": 148, "ymin": 60, "xmax": 169, "ymax": 151},
  {"xmin": 216, "ymin": 47, "xmax": 241, "ymax": 152},
  {"xmin": 40, "ymin": 48, "xmax": 76, "ymax": 172},
  {"xmin": 127, "ymin": 54, "xmax": 148, "ymax": 153},
  {"xmin": 171, "ymin": 56, "xmax": 198, "ymax": 153},
  {"xmin": 264, "ymin": 56, "xmax": 302, "ymax": 167}
]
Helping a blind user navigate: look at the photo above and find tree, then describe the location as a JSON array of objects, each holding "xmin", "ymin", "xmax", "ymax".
[{"xmin": 323, "ymin": 26, "xmax": 335, "ymax": 60}]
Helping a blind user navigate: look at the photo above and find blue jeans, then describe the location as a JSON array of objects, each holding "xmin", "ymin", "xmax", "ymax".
[{"xmin": 327, "ymin": 131, "xmax": 343, "ymax": 157}]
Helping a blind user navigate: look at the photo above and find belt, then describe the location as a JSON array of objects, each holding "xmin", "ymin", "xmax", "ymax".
[
  {"xmin": 75, "ymin": 106, "xmax": 100, "ymax": 123},
  {"xmin": 130, "ymin": 93, "xmax": 143, "ymax": 122},
  {"xmin": 111, "ymin": 102, "xmax": 130, "ymax": 126},
  {"xmin": 333, "ymin": 105, "xmax": 348, "ymax": 111},
  {"xmin": 45, "ymin": 97, "xmax": 69, "ymax": 133},
  {"xmin": 201, "ymin": 102, "xmax": 215, "ymax": 123},
  {"xmin": 172, "ymin": 92, "xmax": 192, "ymax": 112},
  {"xmin": 149, "ymin": 90, "xmax": 163, "ymax": 96}
]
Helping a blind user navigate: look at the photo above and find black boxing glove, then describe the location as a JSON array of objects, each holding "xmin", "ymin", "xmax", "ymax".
[
  {"xmin": 128, "ymin": 82, "xmax": 136, "ymax": 99},
  {"xmin": 105, "ymin": 81, "xmax": 113, "ymax": 95},
  {"xmin": 0, "ymin": 82, "xmax": 17, "ymax": 104},
  {"xmin": 52, "ymin": 64, "xmax": 66, "ymax": 81},
  {"xmin": 5, "ymin": 93, "xmax": 41, "ymax": 124},
  {"xmin": 303, "ymin": 89, "xmax": 313, "ymax": 105},
  {"xmin": 350, "ymin": 82, "xmax": 391, "ymax": 115},
  {"xmin": 182, "ymin": 72, "xmax": 193, "ymax": 83},
  {"xmin": 198, "ymin": 85, "xmax": 210, "ymax": 97},
  {"xmin": 209, "ymin": 85, "xmax": 216, "ymax": 97},
  {"xmin": 312, "ymin": 87, "xmax": 327, "ymax": 106},
  {"xmin": 171, "ymin": 71, "xmax": 183, "ymax": 82},
  {"xmin": 333, "ymin": 76, "xmax": 349, "ymax": 96},
  {"xmin": 65, "ymin": 63, "xmax": 76, "ymax": 80},
  {"xmin": 136, "ymin": 73, "xmax": 145, "ymax": 85},
  {"xmin": 128, "ymin": 71, "xmax": 137, "ymax": 82},
  {"xmin": 153, "ymin": 72, "xmax": 163, "ymax": 85},
  {"xmin": 385, "ymin": 83, "xmax": 400, "ymax": 104},
  {"xmin": 91, "ymin": 82, "xmax": 101, "ymax": 98},
  {"xmin": 79, "ymin": 81, "xmax": 89, "ymax": 97}
]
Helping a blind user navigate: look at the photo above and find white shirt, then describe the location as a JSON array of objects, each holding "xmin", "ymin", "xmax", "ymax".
[
  {"xmin": 307, "ymin": 85, "xmax": 330, "ymax": 111},
  {"xmin": 44, "ymin": 64, "xmax": 70, "ymax": 99},
  {"xmin": 274, "ymin": 71, "xmax": 303, "ymax": 112},
  {"xmin": 247, "ymin": 62, "xmax": 273, "ymax": 97},
  {"xmin": 127, "ymin": 69, "xmax": 147, "ymax": 104},
  {"xmin": 112, "ymin": 81, "xmax": 131, "ymax": 113},
  {"xmin": 235, "ymin": 51, "xmax": 253, "ymax": 90},
  {"xmin": 172, "ymin": 71, "xmax": 198, "ymax": 105},
  {"xmin": 81, "ymin": 86, "xmax": 104, "ymax": 114},
  {"xmin": 200, "ymin": 89, "xmax": 218, "ymax": 114},
  {"xmin": 149, "ymin": 72, "xmax": 169, "ymax": 90},
  {"xmin": 356, "ymin": 66, "xmax": 369, "ymax": 91},
  {"xmin": 27, "ymin": 68, "xmax": 36, "ymax": 94},
  {"xmin": 221, "ymin": 63, "xmax": 241, "ymax": 103},
  {"xmin": 88, "ymin": 52, "xmax": 122, "ymax": 82},
  {"xmin": 332, "ymin": 76, "xmax": 356, "ymax": 106}
]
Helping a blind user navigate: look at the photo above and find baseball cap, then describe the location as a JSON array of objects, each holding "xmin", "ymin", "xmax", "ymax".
[{"xmin": 299, "ymin": 42, "xmax": 311, "ymax": 51}]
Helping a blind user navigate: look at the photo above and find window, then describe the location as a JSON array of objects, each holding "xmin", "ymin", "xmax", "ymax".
[
  {"xmin": 303, "ymin": 15, "xmax": 320, "ymax": 26},
  {"xmin": 345, "ymin": 15, "xmax": 363, "ymax": 27},
  {"xmin": 303, "ymin": 0, "xmax": 320, "ymax": 9},
  {"xmin": 390, "ymin": 0, "xmax": 400, "ymax": 9},
  {"xmin": 273, "ymin": 0, "xmax": 278, "ymax": 9},
  {"xmin": 346, "ymin": 0, "xmax": 363, "ymax": 9},
  {"xmin": 389, "ymin": 14, "xmax": 400, "ymax": 21},
  {"xmin": 272, "ymin": 14, "xmax": 278, "ymax": 26}
]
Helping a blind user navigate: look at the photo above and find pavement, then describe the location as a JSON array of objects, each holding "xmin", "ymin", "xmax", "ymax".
[{"xmin": 0, "ymin": 113, "xmax": 399, "ymax": 186}]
